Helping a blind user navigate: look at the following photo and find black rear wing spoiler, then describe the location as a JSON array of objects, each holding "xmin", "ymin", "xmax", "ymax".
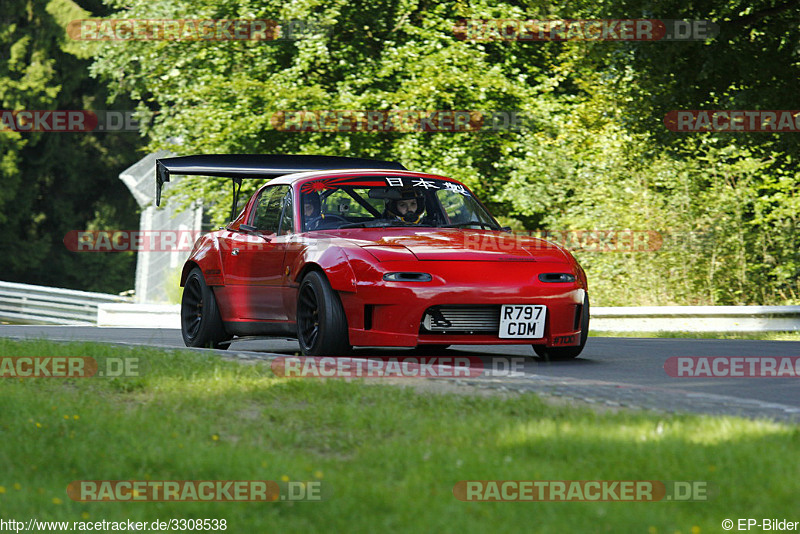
[{"xmin": 155, "ymin": 154, "xmax": 407, "ymax": 220}]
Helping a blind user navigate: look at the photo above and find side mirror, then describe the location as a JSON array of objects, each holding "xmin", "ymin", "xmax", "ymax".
[{"xmin": 239, "ymin": 224, "xmax": 271, "ymax": 241}]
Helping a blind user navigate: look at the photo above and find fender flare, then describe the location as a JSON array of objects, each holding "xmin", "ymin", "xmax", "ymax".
[
  {"xmin": 293, "ymin": 246, "xmax": 357, "ymax": 293},
  {"xmin": 181, "ymin": 235, "xmax": 225, "ymax": 286}
]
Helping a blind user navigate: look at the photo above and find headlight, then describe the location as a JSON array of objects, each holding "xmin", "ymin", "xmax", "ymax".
[
  {"xmin": 538, "ymin": 273, "xmax": 576, "ymax": 283},
  {"xmin": 383, "ymin": 272, "xmax": 433, "ymax": 282}
]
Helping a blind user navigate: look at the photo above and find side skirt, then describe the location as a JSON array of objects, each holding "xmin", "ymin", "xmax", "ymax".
[{"xmin": 223, "ymin": 321, "xmax": 297, "ymax": 337}]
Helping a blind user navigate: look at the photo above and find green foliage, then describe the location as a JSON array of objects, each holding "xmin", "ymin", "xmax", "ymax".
[
  {"xmin": 87, "ymin": 0, "xmax": 798, "ymax": 304},
  {"xmin": 0, "ymin": 0, "xmax": 145, "ymax": 293}
]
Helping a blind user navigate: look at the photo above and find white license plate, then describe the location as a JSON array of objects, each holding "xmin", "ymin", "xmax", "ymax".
[{"xmin": 499, "ymin": 305, "xmax": 546, "ymax": 339}]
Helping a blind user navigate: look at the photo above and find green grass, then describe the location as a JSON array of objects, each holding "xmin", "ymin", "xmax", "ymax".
[
  {"xmin": 1, "ymin": 339, "xmax": 799, "ymax": 532},
  {"xmin": 590, "ymin": 330, "xmax": 800, "ymax": 341}
]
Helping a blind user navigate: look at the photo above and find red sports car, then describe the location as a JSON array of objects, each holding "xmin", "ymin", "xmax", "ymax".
[{"xmin": 156, "ymin": 155, "xmax": 589, "ymax": 359}]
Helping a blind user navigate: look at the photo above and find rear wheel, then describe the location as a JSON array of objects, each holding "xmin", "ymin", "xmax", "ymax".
[
  {"xmin": 533, "ymin": 294, "xmax": 589, "ymax": 361},
  {"xmin": 297, "ymin": 271, "xmax": 351, "ymax": 356},
  {"xmin": 181, "ymin": 267, "xmax": 231, "ymax": 349}
]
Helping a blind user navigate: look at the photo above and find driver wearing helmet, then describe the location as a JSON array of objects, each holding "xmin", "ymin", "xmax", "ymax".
[{"xmin": 384, "ymin": 187, "xmax": 426, "ymax": 224}]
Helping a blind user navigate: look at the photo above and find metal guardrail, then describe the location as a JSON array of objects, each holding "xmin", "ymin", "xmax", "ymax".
[
  {"xmin": 1, "ymin": 281, "xmax": 798, "ymax": 332},
  {"xmin": 0, "ymin": 281, "xmax": 132, "ymax": 325}
]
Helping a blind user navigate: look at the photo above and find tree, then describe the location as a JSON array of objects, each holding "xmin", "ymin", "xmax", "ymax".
[
  {"xmin": 88, "ymin": 0, "xmax": 798, "ymax": 304},
  {"xmin": 0, "ymin": 0, "xmax": 144, "ymax": 293}
]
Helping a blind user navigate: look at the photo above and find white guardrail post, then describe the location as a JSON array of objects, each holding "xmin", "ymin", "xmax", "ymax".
[
  {"xmin": 0, "ymin": 281, "xmax": 131, "ymax": 325},
  {"xmin": 96, "ymin": 303, "xmax": 181, "ymax": 329},
  {"xmin": 591, "ymin": 306, "xmax": 800, "ymax": 332}
]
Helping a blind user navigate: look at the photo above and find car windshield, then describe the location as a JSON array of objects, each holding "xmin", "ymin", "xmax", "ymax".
[{"xmin": 299, "ymin": 175, "xmax": 501, "ymax": 231}]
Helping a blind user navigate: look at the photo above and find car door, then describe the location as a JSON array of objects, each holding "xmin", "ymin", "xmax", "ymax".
[{"xmin": 222, "ymin": 185, "xmax": 291, "ymax": 321}]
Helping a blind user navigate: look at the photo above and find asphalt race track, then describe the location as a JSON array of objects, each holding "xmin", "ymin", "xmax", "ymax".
[{"xmin": 2, "ymin": 325, "xmax": 798, "ymax": 422}]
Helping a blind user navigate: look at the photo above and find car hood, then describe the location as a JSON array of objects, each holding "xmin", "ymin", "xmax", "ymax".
[{"xmin": 328, "ymin": 228, "xmax": 571, "ymax": 263}]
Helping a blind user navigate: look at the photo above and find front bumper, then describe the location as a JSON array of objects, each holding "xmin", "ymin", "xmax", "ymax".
[{"xmin": 341, "ymin": 260, "xmax": 586, "ymax": 348}]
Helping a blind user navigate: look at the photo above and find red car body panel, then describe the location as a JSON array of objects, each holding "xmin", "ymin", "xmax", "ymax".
[{"xmin": 180, "ymin": 169, "xmax": 588, "ymax": 348}]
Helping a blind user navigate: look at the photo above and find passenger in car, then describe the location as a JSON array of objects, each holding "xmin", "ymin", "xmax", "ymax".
[{"xmin": 303, "ymin": 192, "xmax": 324, "ymax": 230}]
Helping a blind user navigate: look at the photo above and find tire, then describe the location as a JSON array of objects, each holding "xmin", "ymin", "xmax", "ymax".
[
  {"xmin": 296, "ymin": 271, "xmax": 351, "ymax": 356},
  {"xmin": 181, "ymin": 267, "xmax": 231, "ymax": 349},
  {"xmin": 533, "ymin": 294, "xmax": 589, "ymax": 361}
]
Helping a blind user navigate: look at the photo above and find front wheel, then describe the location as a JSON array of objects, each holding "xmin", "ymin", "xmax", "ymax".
[
  {"xmin": 296, "ymin": 271, "xmax": 351, "ymax": 356},
  {"xmin": 533, "ymin": 294, "xmax": 589, "ymax": 361},
  {"xmin": 181, "ymin": 267, "xmax": 231, "ymax": 349}
]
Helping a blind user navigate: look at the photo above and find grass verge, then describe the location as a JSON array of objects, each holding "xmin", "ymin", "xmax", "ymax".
[{"xmin": 1, "ymin": 338, "xmax": 798, "ymax": 532}]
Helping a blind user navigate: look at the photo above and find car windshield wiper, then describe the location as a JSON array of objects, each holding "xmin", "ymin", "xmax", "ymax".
[{"xmin": 440, "ymin": 222, "xmax": 497, "ymax": 230}]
